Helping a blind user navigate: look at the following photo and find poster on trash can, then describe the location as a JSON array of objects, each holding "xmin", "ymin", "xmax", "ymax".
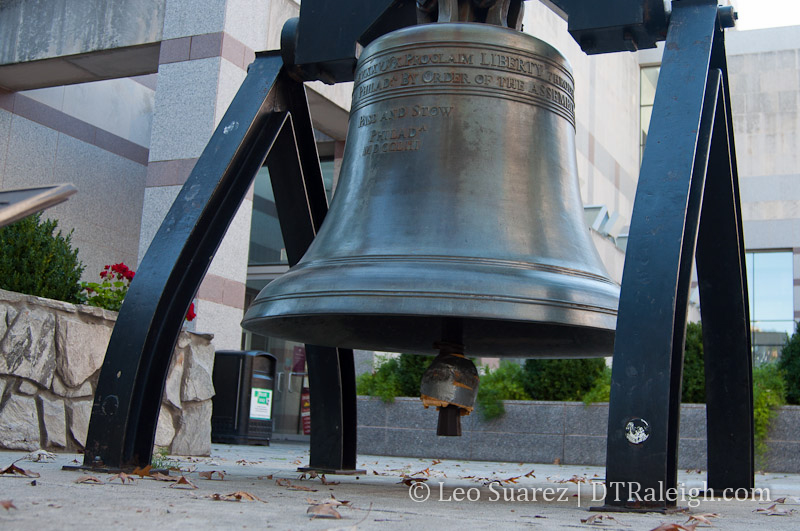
[
  {"xmin": 250, "ymin": 388, "xmax": 273, "ymax": 420},
  {"xmin": 300, "ymin": 388, "xmax": 311, "ymax": 435}
]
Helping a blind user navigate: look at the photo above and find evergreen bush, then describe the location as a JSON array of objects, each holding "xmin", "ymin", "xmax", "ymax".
[
  {"xmin": 522, "ymin": 358, "xmax": 606, "ymax": 401},
  {"xmin": 356, "ymin": 353, "xmax": 431, "ymax": 403},
  {"xmin": 0, "ymin": 213, "xmax": 84, "ymax": 303},
  {"xmin": 476, "ymin": 361, "xmax": 531, "ymax": 420},
  {"xmin": 778, "ymin": 322, "xmax": 800, "ymax": 405},
  {"xmin": 681, "ymin": 322, "xmax": 705, "ymax": 403}
]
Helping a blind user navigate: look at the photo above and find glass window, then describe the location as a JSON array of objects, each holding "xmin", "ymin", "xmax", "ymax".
[
  {"xmin": 747, "ymin": 251, "xmax": 795, "ymax": 364},
  {"xmin": 247, "ymin": 159, "xmax": 336, "ymax": 266}
]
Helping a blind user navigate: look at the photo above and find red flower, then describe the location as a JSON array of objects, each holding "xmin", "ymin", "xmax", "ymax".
[
  {"xmin": 124, "ymin": 270, "xmax": 135, "ymax": 281},
  {"xmin": 99, "ymin": 271, "xmax": 107, "ymax": 279},
  {"xmin": 185, "ymin": 302, "xmax": 197, "ymax": 322}
]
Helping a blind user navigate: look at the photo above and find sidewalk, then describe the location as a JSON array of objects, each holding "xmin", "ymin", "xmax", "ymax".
[{"xmin": 0, "ymin": 442, "xmax": 798, "ymax": 529}]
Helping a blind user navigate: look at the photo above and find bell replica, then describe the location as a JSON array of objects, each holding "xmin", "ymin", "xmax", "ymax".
[{"xmin": 243, "ymin": 14, "xmax": 619, "ymax": 434}]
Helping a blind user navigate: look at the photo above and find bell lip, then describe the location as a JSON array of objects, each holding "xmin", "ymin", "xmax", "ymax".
[{"xmin": 242, "ymin": 311, "xmax": 616, "ymax": 359}]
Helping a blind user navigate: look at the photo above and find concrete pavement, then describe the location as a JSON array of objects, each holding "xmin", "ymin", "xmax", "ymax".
[{"xmin": 0, "ymin": 442, "xmax": 798, "ymax": 529}]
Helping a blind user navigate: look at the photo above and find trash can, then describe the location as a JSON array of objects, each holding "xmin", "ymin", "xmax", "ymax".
[{"xmin": 211, "ymin": 350, "xmax": 276, "ymax": 445}]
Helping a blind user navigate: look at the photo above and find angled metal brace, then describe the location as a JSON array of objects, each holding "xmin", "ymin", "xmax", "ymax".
[
  {"xmin": 78, "ymin": 51, "xmax": 359, "ymax": 472},
  {"xmin": 599, "ymin": 0, "xmax": 752, "ymax": 511}
]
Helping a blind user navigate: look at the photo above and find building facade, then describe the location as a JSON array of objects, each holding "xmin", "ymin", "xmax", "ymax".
[{"xmin": 1, "ymin": 0, "xmax": 797, "ymax": 437}]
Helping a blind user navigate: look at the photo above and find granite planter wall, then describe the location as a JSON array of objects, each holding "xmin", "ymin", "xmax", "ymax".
[
  {"xmin": 0, "ymin": 289, "xmax": 215, "ymax": 455},
  {"xmin": 358, "ymin": 396, "xmax": 800, "ymax": 473}
]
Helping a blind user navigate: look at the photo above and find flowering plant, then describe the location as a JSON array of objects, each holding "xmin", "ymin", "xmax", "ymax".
[
  {"xmin": 80, "ymin": 263, "xmax": 197, "ymax": 321},
  {"xmin": 80, "ymin": 263, "xmax": 135, "ymax": 311}
]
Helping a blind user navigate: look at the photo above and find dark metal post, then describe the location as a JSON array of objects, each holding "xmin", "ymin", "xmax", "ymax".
[
  {"xmin": 696, "ymin": 34, "xmax": 754, "ymax": 491},
  {"xmin": 80, "ymin": 53, "xmax": 289, "ymax": 470},
  {"xmin": 601, "ymin": 0, "xmax": 751, "ymax": 510},
  {"xmin": 263, "ymin": 76, "xmax": 361, "ymax": 474}
]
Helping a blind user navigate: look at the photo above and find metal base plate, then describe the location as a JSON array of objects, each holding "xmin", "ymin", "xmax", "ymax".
[
  {"xmin": 297, "ymin": 467, "xmax": 366, "ymax": 475},
  {"xmin": 62, "ymin": 464, "xmax": 171, "ymax": 475}
]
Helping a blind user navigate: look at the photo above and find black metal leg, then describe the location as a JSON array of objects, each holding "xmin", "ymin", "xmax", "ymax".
[
  {"xmin": 696, "ymin": 77, "xmax": 754, "ymax": 490},
  {"xmin": 264, "ymin": 76, "xmax": 361, "ymax": 473},
  {"xmin": 602, "ymin": 1, "xmax": 724, "ymax": 510},
  {"xmin": 81, "ymin": 53, "xmax": 290, "ymax": 470}
]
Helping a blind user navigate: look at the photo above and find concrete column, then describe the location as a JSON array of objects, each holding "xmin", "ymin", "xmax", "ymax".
[{"xmin": 139, "ymin": 0, "xmax": 272, "ymax": 349}]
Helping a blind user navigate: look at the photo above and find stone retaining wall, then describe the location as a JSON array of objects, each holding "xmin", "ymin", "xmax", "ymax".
[
  {"xmin": 358, "ymin": 397, "xmax": 800, "ymax": 473},
  {"xmin": 0, "ymin": 289, "xmax": 214, "ymax": 455}
]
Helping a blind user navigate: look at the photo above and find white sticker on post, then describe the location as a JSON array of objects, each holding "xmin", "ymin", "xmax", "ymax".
[{"xmin": 250, "ymin": 388, "xmax": 273, "ymax": 420}]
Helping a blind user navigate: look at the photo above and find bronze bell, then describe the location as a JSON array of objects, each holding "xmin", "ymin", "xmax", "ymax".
[{"xmin": 242, "ymin": 22, "xmax": 619, "ymax": 359}]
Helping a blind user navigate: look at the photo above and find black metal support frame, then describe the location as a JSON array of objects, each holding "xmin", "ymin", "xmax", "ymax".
[
  {"xmin": 79, "ymin": 52, "xmax": 358, "ymax": 472},
  {"xmin": 80, "ymin": 0, "xmax": 752, "ymax": 502},
  {"xmin": 601, "ymin": 0, "xmax": 752, "ymax": 510}
]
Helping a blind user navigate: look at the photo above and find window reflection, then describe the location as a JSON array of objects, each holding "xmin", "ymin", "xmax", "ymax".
[
  {"xmin": 747, "ymin": 251, "xmax": 794, "ymax": 364},
  {"xmin": 247, "ymin": 160, "xmax": 335, "ymax": 266}
]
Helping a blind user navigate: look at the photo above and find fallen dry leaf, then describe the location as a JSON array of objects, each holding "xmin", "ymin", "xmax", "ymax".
[
  {"xmin": 307, "ymin": 503, "xmax": 342, "ymax": 519},
  {"xmin": 320, "ymin": 474, "xmax": 340, "ymax": 486},
  {"xmin": 169, "ymin": 476, "xmax": 198, "ymax": 489},
  {"xmin": 432, "ymin": 459, "xmax": 442, "ymax": 465},
  {"xmin": 552, "ymin": 474, "xmax": 590, "ymax": 484},
  {"xmin": 275, "ymin": 478, "xmax": 317, "ymax": 492},
  {"xmin": 199, "ymin": 470, "xmax": 226, "ymax": 480},
  {"xmin": 553, "ymin": 458, "xmax": 561, "ymax": 465},
  {"xmin": 649, "ymin": 524, "xmax": 696, "ymax": 531},
  {"xmin": 75, "ymin": 475, "xmax": 103, "ymax": 485},
  {"xmin": 257, "ymin": 474, "xmax": 273, "ymax": 480},
  {"xmin": 108, "ymin": 472, "xmax": 135, "ymax": 484},
  {"xmin": 307, "ymin": 496, "xmax": 351, "ymax": 507},
  {"xmin": 208, "ymin": 491, "xmax": 264, "ymax": 502},
  {"xmin": 1, "ymin": 500, "xmax": 16, "ymax": 511},
  {"xmin": 151, "ymin": 472, "xmax": 177, "ymax": 482},
  {"xmin": 131, "ymin": 465, "xmax": 153, "ymax": 478},
  {"xmin": 524, "ymin": 469, "xmax": 536, "ymax": 478},
  {"xmin": 398, "ymin": 477, "xmax": 428, "ymax": 486},
  {"xmin": 502, "ymin": 476, "xmax": 521, "ymax": 484},
  {"xmin": 0, "ymin": 463, "xmax": 40, "ymax": 478},
  {"xmin": 685, "ymin": 513, "xmax": 719, "ymax": 525},
  {"xmin": 581, "ymin": 513, "xmax": 627, "ymax": 526},
  {"xmin": 25, "ymin": 450, "xmax": 56, "ymax": 462},
  {"xmin": 754, "ymin": 503, "xmax": 795, "ymax": 516}
]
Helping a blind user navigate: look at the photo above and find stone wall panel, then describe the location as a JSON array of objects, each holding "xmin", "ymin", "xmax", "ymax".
[
  {"xmin": 39, "ymin": 395, "xmax": 67, "ymax": 448},
  {"xmin": 0, "ymin": 308, "xmax": 56, "ymax": 387},
  {"xmin": 171, "ymin": 400, "xmax": 211, "ymax": 456},
  {"xmin": 55, "ymin": 317, "xmax": 112, "ymax": 387},
  {"xmin": 67, "ymin": 399, "xmax": 92, "ymax": 449},
  {"xmin": 0, "ymin": 394, "xmax": 40, "ymax": 450}
]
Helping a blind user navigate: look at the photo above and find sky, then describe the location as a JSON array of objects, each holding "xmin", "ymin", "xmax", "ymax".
[{"xmin": 733, "ymin": 0, "xmax": 800, "ymax": 30}]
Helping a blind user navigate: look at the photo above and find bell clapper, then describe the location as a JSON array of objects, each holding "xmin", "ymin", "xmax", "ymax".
[{"xmin": 420, "ymin": 340, "xmax": 480, "ymax": 436}]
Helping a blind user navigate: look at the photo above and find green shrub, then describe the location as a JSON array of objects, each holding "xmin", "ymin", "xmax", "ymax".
[
  {"xmin": 0, "ymin": 213, "xmax": 84, "ymax": 303},
  {"xmin": 522, "ymin": 358, "xmax": 606, "ymax": 401},
  {"xmin": 356, "ymin": 353, "xmax": 432, "ymax": 403},
  {"xmin": 752, "ymin": 362, "xmax": 786, "ymax": 468},
  {"xmin": 581, "ymin": 322, "xmax": 704, "ymax": 405},
  {"xmin": 476, "ymin": 361, "xmax": 531, "ymax": 420},
  {"xmin": 582, "ymin": 366, "xmax": 612, "ymax": 404},
  {"xmin": 681, "ymin": 322, "xmax": 705, "ymax": 403},
  {"xmin": 778, "ymin": 322, "xmax": 800, "ymax": 405}
]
